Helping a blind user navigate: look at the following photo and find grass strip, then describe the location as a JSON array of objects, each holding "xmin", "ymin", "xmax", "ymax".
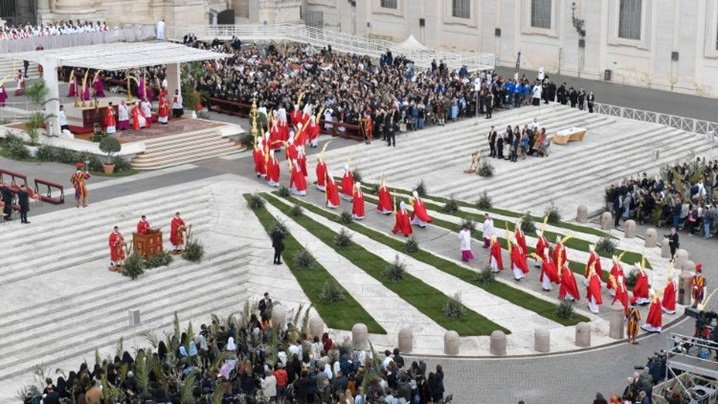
[
  {"xmin": 265, "ymin": 194, "xmax": 509, "ymax": 336},
  {"xmin": 278, "ymin": 193, "xmax": 589, "ymax": 326},
  {"xmin": 243, "ymin": 194, "xmax": 385, "ymax": 334}
]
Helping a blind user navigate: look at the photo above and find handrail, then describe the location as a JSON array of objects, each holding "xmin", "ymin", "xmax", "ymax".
[
  {"xmin": 166, "ymin": 23, "xmax": 495, "ymax": 71},
  {"xmin": 595, "ymin": 102, "xmax": 718, "ymax": 137}
]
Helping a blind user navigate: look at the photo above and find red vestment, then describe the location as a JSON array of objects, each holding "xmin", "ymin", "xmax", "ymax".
[
  {"xmin": 297, "ymin": 153, "xmax": 308, "ymax": 177},
  {"xmin": 376, "ymin": 186, "xmax": 393, "ymax": 214},
  {"xmin": 535, "ymin": 235, "xmax": 549, "ymax": 256},
  {"xmin": 540, "ymin": 258, "xmax": 559, "ymax": 284},
  {"xmin": 286, "ymin": 144, "xmax": 298, "ymax": 161},
  {"xmin": 586, "ymin": 272, "xmax": 603, "ymax": 304},
  {"xmin": 515, "ymin": 229, "xmax": 528, "ymax": 257},
  {"xmin": 131, "ymin": 106, "xmax": 142, "ymax": 130},
  {"xmin": 68, "ymin": 77, "xmax": 77, "ymax": 97},
  {"xmin": 511, "ymin": 245, "xmax": 529, "ymax": 274},
  {"xmin": 279, "ymin": 122, "xmax": 290, "ymax": 142},
  {"xmin": 411, "ymin": 198, "xmax": 432, "ymax": 224},
  {"xmin": 136, "ymin": 220, "xmax": 150, "ymax": 235},
  {"xmin": 105, "ymin": 107, "xmax": 116, "ymax": 128},
  {"xmin": 308, "ymin": 122, "xmax": 320, "ymax": 142},
  {"xmin": 290, "ymin": 165, "xmax": 307, "ymax": 194},
  {"xmin": 554, "ymin": 242, "xmax": 567, "ymax": 268},
  {"xmin": 392, "ymin": 209, "xmax": 413, "ymax": 237},
  {"xmin": 269, "ymin": 125, "xmax": 282, "ymax": 150},
  {"xmin": 630, "ymin": 271, "xmax": 650, "ymax": 305},
  {"xmin": 290, "ymin": 110, "xmax": 302, "ymax": 129},
  {"xmin": 558, "ymin": 266, "xmax": 581, "ymax": 300},
  {"xmin": 266, "ymin": 157, "xmax": 280, "ymax": 185},
  {"xmin": 341, "ymin": 171, "xmax": 354, "ymax": 199},
  {"xmin": 607, "ymin": 261, "xmax": 623, "ymax": 290},
  {"xmin": 489, "ymin": 240, "xmax": 504, "ymax": 271},
  {"xmin": 158, "ymin": 97, "xmax": 170, "ymax": 119},
  {"xmin": 662, "ymin": 281, "xmax": 677, "ymax": 314},
  {"xmin": 170, "ymin": 217, "xmax": 186, "ymax": 247},
  {"xmin": 644, "ymin": 300, "xmax": 663, "ymax": 331},
  {"xmin": 253, "ymin": 148, "xmax": 266, "ymax": 176},
  {"xmin": 586, "ymin": 251, "xmax": 602, "ymax": 279},
  {"xmin": 315, "ymin": 161, "xmax": 327, "ymax": 189},
  {"xmin": 352, "ymin": 189, "xmax": 365, "ymax": 219},
  {"xmin": 109, "ymin": 231, "xmax": 125, "ymax": 263},
  {"xmin": 325, "ymin": 179, "xmax": 340, "ymax": 208}
]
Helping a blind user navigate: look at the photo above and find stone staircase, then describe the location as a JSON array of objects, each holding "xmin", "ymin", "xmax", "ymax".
[
  {"xmin": 0, "ymin": 181, "xmax": 255, "ymax": 386},
  {"xmin": 131, "ymin": 128, "xmax": 244, "ymax": 170},
  {"xmin": 320, "ymin": 104, "xmax": 706, "ymax": 215}
]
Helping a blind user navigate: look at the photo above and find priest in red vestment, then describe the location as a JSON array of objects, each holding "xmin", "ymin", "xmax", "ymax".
[
  {"xmin": 392, "ymin": 201, "xmax": 413, "ymax": 237},
  {"xmin": 558, "ymin": 263, "xmax": 581, "ymax": 301},
  {"xmin": 265, "ymin": 150, "xmax": 280, "ymax": 188},
  {"xmin": 109, "ymin": 226, "xmax": 125, "ymax": 267},
  {"xmin": 297, "ymin": 146, "xmax": 308, "ymax": 177},
  {"xmin": 105, "ymin": 102, "xmax": 117, "ymax": 134},
  {"xmin": 352, "ymin": 182, "xmax": 365, "ymax": 220},
  {"xmin": 534, "ymin": 230, "xmax": 549, "ymax": 268},
  {"xmin": 488, "ymin": 236, "xmax": 504, "ymax": 273},
  {"xmin": 662, "ymin": 277, "xmax": 677, "ymax": 314},
  {"xmin": 376, "ymin": 179, "xmax": 393, "ymax": 215},
  {"xmin": 514, "ymin": 224, "xmax": 528, "ymax": 258},
  {"xmin": 340, "ymin": 164, "xmax": 354, "ymax": 201},
  {"xmin": 642, "ymin": 293, "xmax": 663, "ymax": 333},
  {"xmin": 286, "ymin": 139, "xmax": 298, "ymax": 162},
  {"xmin": 308, "ymin": 116, "xmax": 320, "ymax": 148},
  {"xmin": 93, "ymin": 72, "xmax": 106, "ymax": 98},
  {"xmin": 253, "ymin": 138, "xmax": 266, "ymax": 178},
  {"xmin": 290, "ymin": 104, "xmax": 302, "ymax": 131},
  {"xmin": 315, "ymin": 157, "xmax": 328, "ymax": 191},
  {"xmin": 410, "ymin": 191, "xmax": 432, "ymax": 228},
  {"xmin": 509, "ymin": 240, "xmax": 529, "ymax": 281},
  {"xmin": 325, "ymin": 175, "xmax": 340, "ymax": 208},
  {"xmin": 136, "ymin": 215, "xmax": 151, "ymax": 235},
  {"xmin": 553, "ymin": 236, "xmax": 567, "ymax": 271},
  {"xmin": 630, "ymin": 264, "xmax": 651, "ymax": 306},
  {"xmin": 131, "ymin": 102, "xmax": 143, "ymax": 130},
  {"xmin": 536, "ymin": 248, "xmax": 559, "ymax": 291},
  {"xmin": 586, "ymin": 265, "xmax": 602, "ymax": 313},
  {"xmin": 170, "ymin": 212, "xmax": 186, "ymax": 253},
  {"xmin": 158, "ymin": 95, "xmax": 170, "ymax": 125},
  {"xmin": 607, "ymin": 255, "xmax": 624, "ymax": 295},
  {"xmin": 289, "ymin": 160, "xmax": 307, "ymax": 196},
  {"xmin": 585, "ymin": 245, "xmax": 602, "ymax": 283}
]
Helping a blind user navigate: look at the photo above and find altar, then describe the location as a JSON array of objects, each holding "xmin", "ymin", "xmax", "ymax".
[{"xmin": 552, "ymin": 127, "xmax": 587, "ymax": 145}]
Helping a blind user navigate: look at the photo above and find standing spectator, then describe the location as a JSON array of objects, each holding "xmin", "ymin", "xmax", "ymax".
[
  {"xmin": 59, "ymin": 105, "xmax": 70, "ymax": 132},
  {"xmin": 557, "ymin": 82, "xmax": 567, "ymax": 104},
  {"xmin": 271, "ymin": 226, "xmax": 284, "ymax": 265},
  {"xmin": 0, "ymin": 180, "xmax": 12, "ymax": 221},
  {"xmin": 587, "ymin": 91, "xmax": 595, "ymax": 112},
  {"xmin": 531, "ymin": 81, "xmax": 542, "ymax": 106},
  {"xmin": 274, "ymin": 363, "xmax": 288, "ymax": 403},
  {"xmin": 259, "ymin": 292, "xmax": 273, "ymax": 316},
  {"xmin": 665, "ymin": 227, "xmax": 679, "ymax": 259},
  {"xmin": 18, "ymin": 184, "xmax": 30, "ymax": 224},
  {"xmin": 704, "ymin": 204, "xmax": 714, "ymax": 239},
  {"xmin": 156, "ymin": 19, "xmax": 165, "ymax": 40},
  {"xmin": 578, "ymin": 87, "xmax": 586, "ymax": 110},
  {"xmin": 569, "ymin": 87, "xmax": 578, "ymax": 108},
  {"xmin": 488, "ymin": 126, "xmax": 497, "ymax": 158},
  {"xmin": 261, "ymin": 369, "xmax": 277, "ymax": 401}
]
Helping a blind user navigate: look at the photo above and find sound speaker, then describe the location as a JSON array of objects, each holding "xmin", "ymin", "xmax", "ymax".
[
  {"xmin": 419, "ymin": 18, "xmax": 425, "ymax": 27},
  {"xmin": 495, "ymin": 28, "xmax": 501, "ymax": 37},
  {"xmin": 671, "ymin": 51, "xmax": 679, "ymax": 61},
  {"xmin": 128, "ymin": 309, "xmax": 141, "ymax": 326}
]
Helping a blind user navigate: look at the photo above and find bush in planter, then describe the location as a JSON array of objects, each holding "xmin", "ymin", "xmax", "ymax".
[
  {"xmin": 99, "ymin": 136, "xmax": 122, "ymax": 173},
  {"xmin": 339, "ymin": 211, "xmax": 353, "ymax": 225},
  {"xmin": 111, "ymin": 156, "xmax": 132, "ymax": 173},
  {"xmin": 414, "ymin": 179, "xmax": 428, "ymax": 198},
  {"xmin": 595, "ymin": 235, "xmax": 617, "ymax": 257},
  {"xmin": 293, "ymin": 248, "xmax": 316, "ymax": 270},
  {"xmin": 182, "ymin": 239, "xmax": 205, "ymax": 263},
  {"xmin": 442, "ymin": 293, "xmax": 466, "ymax": 318},
  {"xmin": 6, "ymin": 139, "xmax": 29, "ymax": 160},
  {"xmin": 333, "ymin": 228, "xmax": 353, "ymax": 247},
  {"xmin": 544, "ymin": 202, "xmax": 562, "ymax": 225},
  {"xmin": 477, "ymin": 160, "xmax": 494, "ymax": 177},
  {"xmin": 383, "ymin": 255, "xmax": 407, "ymax": 281},
  {"xmin": 475, "ymin": 266, "xmax": 496, "ymax": 285},
  {"xmin": 441, "ymin": 195, "xmax": 460, "ymax": 214},
  {"xmin": 277, "ymin": 186, "xmax": 290, "ymax": 197},
  {"xmin": 520, "ymin": 212, "xmax": 537, "ymax": 234},
  {"xmin": 121, "ymin": 252, "xmax": 146, "ymax": 280},
  {"xmin": 403, "ymin": 236, "xmax": 420, "ymax": 253},
  {"xmin": 319, "ymin": 280, "xmax": 345, "ymax": 303},
  {"xmin": 288, "ymin": 204, "xmax": 303, "ymax": 218},
  {"xmin": 55, "ymin": 147, "xmax": 78, "ymax": 164},
  {"xmin": 475, "ymin": 190, "xmax": 493, "ymax": 210},
  {"xmin": 145, "ymin": 251, "xmax": 174, "ymax": 269},
  {"xmin": 35, "ymin": 145, "xmax": 56, "ymax": 162},
  {"xmin": 246, "ymin": 194, "xmax": 265, "ymax": 211},
  {"xmin": 554, "ymin": 299, "xmax": 575, "ymax": 320}
]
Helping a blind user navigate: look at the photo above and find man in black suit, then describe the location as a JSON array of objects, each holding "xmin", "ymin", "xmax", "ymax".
[
  {"xmin": 271, "ymin": 227, "xmax": 284, "ymax": 265},
  {"xmin": 557, "ymin": 82, "xmax": 567, "ymax": 104},
  {"xmin": 385, "ymin": 110, "xmax": 397, "ymax": 147},
  {"xmin": 569, "ymin": 87, "xmax": 578, "ymax": 108},
  {"xmin": 665, "ymin": 227, "xmax": 680, "ymax": 259},
  {"xmin": 259, "ymin": 292, "xmax": 273, "ymax": 316},
  {"xmin": 0, "ymin": 181, "xmax": 12, "ymax": 221},
  {"xmin": 18, "ymin": 184, "xmax": 30, "ymax": 224}
]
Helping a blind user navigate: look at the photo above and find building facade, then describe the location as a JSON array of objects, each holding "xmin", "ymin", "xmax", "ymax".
[{"xmin": 305, "ymin": 0, "xmax": 718, "ymax": 97}]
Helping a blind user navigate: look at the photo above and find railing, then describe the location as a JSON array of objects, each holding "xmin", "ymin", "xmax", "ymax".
[
  {"xmin": 0, "ymin": 102, "xmax": 32, "ymax": 122},
  {"xmin": 595, "ymin": 102, "xmax": 718, "ymax": 137},
  {"xmin": 0, "ymin": 25, "xmax": 156, "ymax": 55},
  {"xmin": 166, "ymin": 23, "xmax": 495, "ymax": 71}
]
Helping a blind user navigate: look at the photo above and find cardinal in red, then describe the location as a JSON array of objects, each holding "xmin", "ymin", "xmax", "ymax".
[
  {"xmin": 662, "ymin": 263, "xmax": 678, "ymax": 315},
  {"xmin": 392, "ymin": 201, "xmax": 413, "ymax": 237},
  {"xmin": 308, "ymin": 116, "xmax": 321, "ymax": 148},
  {"xmin": 293, "ymin": 123, "xmax": 306, "ymax": 147},
  {"xmin": 315, "ymin": 157, "xmax": 328, "ymax": 191},
  {"xmin": 537, "ymin": 248, "xmax": 559, "ymax": 291},
  {"xmin": 105, "ymin": 102, "xmax": 117, "ymax": 134},
  {"xmin": 376, "ymin": 179, "xmax": 393, "ymax": 215},
  {"xmin": 630, "ymin": 264, "xmax": 651, "ymax": 305},
  {"xmin": 641, "ymin": 294, "xmax": 663, "ymax": 333},
  {"xmin": 158, "ymin": 95, "xmax": 170, "ymax": 125},
  {"xmin": 253, "ymin": 137, "xmax": 266, "ymax": 178},
  {"xmin": 352, "ymin": 182, "xmax": 365, "ymax": 220},
  {"xmin": 585, "ymin": 245, "xmax": 603, "ymax": 283},
  {"xmin": 325, "ymin": 175, "xmax": 340, "ymax": 209},
  {"xmin": 265, "ymin": 150, "xmax": 280, "ymax": 188},
  {"xmin": 340, "ymin": 164, "xmax": 354, "ymax": 201},
  {"xmin": 289, "ymin": 160, "xmax": 307, "ymax": 196},
  {"xmin": 553, "ymin": 236, "xmax": 567, "ymax": 271},
  {"xmin": 488, "ymin": 236, "xmax": 504, "ymax": 273},
  {"xmin": 514, "ymin": 225, "xmax": 528, "ymax": 258},
  {"xmin": 285, "ymin": 139, "xmax": 298, "ymax": 162},
  {"xmin": 136, "ymin": 215, "xmax": 151, "ymax": 235},
  {"xmin": 290, "ymin": 104, "xmax": 302, "ymax": 131},
  {"xmin": 607, "ymin": 255, "xmax": 624, "ymax": 295},
  {"xmin": 510, "ymin": 240, "xmax": 529, "ymax": 281},
  {"xmin": 109, "ymin": 226, "xmax": 125, "ymax": 267},
  {"xmin": 131, "ymin": 102, "xmax": 143, "ymax": 130},
  {"xmin": 558, "ymin": 263, "xmax": 581, "ymax": 302},
  {"xmin": 586, "ymin": 265, "xmax": 602, "ymax": 313},
  {"xmin": 410, "ymin": 191, "xmax": 432, "ymax": 228},
  {"xmin": 296, "ymin": 146, "xmax": 308, "ymax": 177},
  {"xmin": 610, "ymin": 274, "xmax": 629, "ymax": 315},
  {"xmin": 534, "ymin": 230, "xmax": 549, "ymax": 268},
  {"xmin": 170, "ymin": 212, "xmax": 186, "ymax": 252}
]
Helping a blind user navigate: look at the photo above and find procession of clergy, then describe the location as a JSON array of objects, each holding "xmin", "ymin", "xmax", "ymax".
[{"xmin": 250, "ymin": 103, "xmax": 707, "ymax": 336}]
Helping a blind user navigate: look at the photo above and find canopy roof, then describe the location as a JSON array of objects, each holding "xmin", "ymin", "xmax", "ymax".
[
  {"xmin": 398, "ymin": 35, "xmax": 429, "ymax": 51},
  {"xmin": 8, "ymin": 41, "xmax": 229, "ymax": 70}
]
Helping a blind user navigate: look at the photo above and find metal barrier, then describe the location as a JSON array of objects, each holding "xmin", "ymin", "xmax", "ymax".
[
  {"xmin": 0, "ymin": 102, "xmax": 32, "ymax": 122},
  {"xmin": 595, "ymin": 102, "xmax": 718, "ymax": 137},
  {"xmin": 166, "ymin": 23, "xmax": 495, "ymax": 71}
]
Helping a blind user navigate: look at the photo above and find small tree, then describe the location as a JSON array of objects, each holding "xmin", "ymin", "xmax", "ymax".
[
  {"xmin": 24, "ymin": 82, "xmax": 50, "ymax": 145},
  {"xmin": 475, "ymin": 190, "xmax": 493, "ymax": 210},
  {"xmin": 99, "ymin": 136, "xmax": 122, "ymax": 165}
]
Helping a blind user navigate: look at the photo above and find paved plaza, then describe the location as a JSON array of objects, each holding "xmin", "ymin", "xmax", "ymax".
[{"xmin": 1, "ymin": 81, "xmax": 718, "ymax": 403}]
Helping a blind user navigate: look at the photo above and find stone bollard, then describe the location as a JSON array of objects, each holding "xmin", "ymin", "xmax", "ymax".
[
  {"xmin": 352, "ymin": 323, "xmax": 368, "ymax": 350},
  {"xmin": 271, "ymin": 305, "xmax": 287, "ymax": 327},
  {"xmin": 609, "ymin": 304, "xmax": 625, "ymax": 340},
  {"xmin": 398, "ymin": 328, "xmax": 414, "ymax": 354},
  {"xmin": 534, "ymin": 329, "xmax": 550, "ymax": 353},
  {"xmin": 674, "ymin": 249, "xmax": 689, "ymax": 271},
  {"xmin": 683, "ymin": 260, "xmax": 696, "ymax": 272},
  {"xmin": 576, "ymin": 205, "xmax": 588, "ymax": 223},
  {"xmin": 575, "ymin": 322, "xmax": 591, "ymax": 347},
  {"xmin": 309, "ymin": 316, "xmax": 324, "ymax": 338},
  {"xmin": 234, "ymin": 313, "xmax": 245, "ymax": 329},
  {"xmin": 661, "ymin": 239, "xmax": 671, "ymax": 258},
  {"xmin": 679, "ymin": 270, "xmax": 694, "ymax": 306},
  {"xmin": 623, "ymin": 220, "xmax": 636, "ymax": 238},
  {"xmin": 600, "ymin": 212, "xmax": 613, "ymax": 230},
  {"xmin": 644, "ymin": 228, "xmax": 657, "ymax": 248},
  {"xmin": 489, "ymin": 330, "xmax": 507, "ymax": 356},
  {"xmin": 444, "ymin": 331, "xmax": 460, "ymax": 356}
]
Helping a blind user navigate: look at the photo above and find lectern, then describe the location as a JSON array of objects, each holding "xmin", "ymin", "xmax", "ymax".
[{"xmin": 133, "ymin": 230, "xmax": 163, "ymax": 258}]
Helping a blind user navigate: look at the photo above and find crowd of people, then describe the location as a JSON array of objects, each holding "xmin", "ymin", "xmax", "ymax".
[
  {"xmin": 0, "ymin": 20, "xmax": 109, "ymax": 40},
  {"xmin": 606, "ymin": 158, "xmax": 718, "ymax": 238},
  {"xmin": 27, "ymin": 293, "xmax": 450, "ymax": 404},
  {"xmin": 486, "ymin": 118, "xmax": 550, "ymax": 161}
]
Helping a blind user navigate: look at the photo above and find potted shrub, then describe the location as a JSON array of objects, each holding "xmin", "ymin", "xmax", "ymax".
[
  {"xmin": 99, "ymin": 136, "xmax": 122, "ymax": 174},
  {"xmin": 23, "ymin": 81, "xmax": 50, "ymax": 155}
]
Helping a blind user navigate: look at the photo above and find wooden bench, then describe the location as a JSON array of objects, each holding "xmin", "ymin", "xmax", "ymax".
[
  {"xmin": 319, "ymin": 120, "xmax": 364, "ymax": 141},
  {"xmin": 0, "ymin": 169, "xmax": 28, "ymax": 193},
  {"xmin": 34, "ymin": 178, "xmax": 65, "ymax": 204},
  {"xmin": 208, "ymin": 97, "xmax": 252, "ymax": 117}
]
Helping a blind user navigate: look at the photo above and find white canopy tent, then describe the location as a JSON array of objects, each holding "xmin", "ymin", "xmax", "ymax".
[
  {"xmin": 8, "ymin": 41, "xmax": 230, "ymax": 136},
  {"xmin": 398, "ymin": 35, "xmax": 429, "ymax": 51}
]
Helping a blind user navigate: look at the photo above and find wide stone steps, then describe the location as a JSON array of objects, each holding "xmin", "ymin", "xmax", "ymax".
[
  {"xmin": 131, "ymin": 129, "xmax": 243, "ymax": 170},
  {"xmin": 0, "ymin": 251, "xmax": 253, "ymax": 381}
]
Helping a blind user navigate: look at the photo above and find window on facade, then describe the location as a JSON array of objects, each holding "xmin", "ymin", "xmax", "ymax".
[
  {"xmin": 380, "ymin": 0, "xmax": 397, "ymax": 9},
  {"xmin": 452, "ymin": 0, "xmax": 470, "ymax": 19},
  {"xmin": 530, "ymin": 0, "xmax": 551, "ymax": 29},
  {"xmin": 618, "ymin": 0, "xmax": 641, "ymax": 40}
]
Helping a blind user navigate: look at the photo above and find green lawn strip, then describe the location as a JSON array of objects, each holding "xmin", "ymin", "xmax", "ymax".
[
  {"xmin": 264, "ymin": 194, "xmax": 506, "ymax": 336},
  {"xmin": 356, "ymin": 181, "xmax": 610, "ymax": 238},
  {"xmin": 243, "ymin": 194, "xmax": 385, "ymax": 334},
  {"xmin": 280, "ymin": 194, "xmax": 589, "ymax": 326}
]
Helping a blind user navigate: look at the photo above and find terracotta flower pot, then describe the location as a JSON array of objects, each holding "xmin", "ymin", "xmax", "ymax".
[{"xmin": 103, "ymin": 163, "xmax": 115, "ymax": 175}]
